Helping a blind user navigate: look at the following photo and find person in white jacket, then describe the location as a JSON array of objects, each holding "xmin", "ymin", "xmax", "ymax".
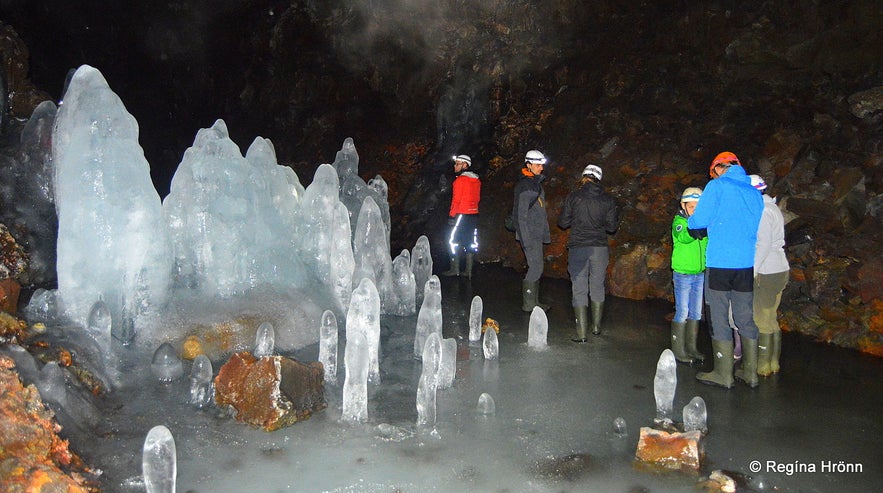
[{"xmin": 750, "ymin": 175, "xmax": 790, "ymax": 376}]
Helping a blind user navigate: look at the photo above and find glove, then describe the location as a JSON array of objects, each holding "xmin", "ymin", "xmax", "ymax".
[
  {"xmin": 688, "ymin": 228, "xmax": 707, "ymax": 240},
  {"xmin": 448, "ymin": 216, "xmax": 456, "ymax": 226}
]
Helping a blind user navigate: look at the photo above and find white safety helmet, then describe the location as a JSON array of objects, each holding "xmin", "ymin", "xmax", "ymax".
[
  {"xmin": 582, "ymin": 164, "xmax": 602, "ymax": 180},
  {"xmin": 453, "ymin": 154, "xmax": 472, "ymax": 166},
  {"xmin": 749, "ymin": 174, "xmax": 767, "ymax": 191},
  {"xmin": 524, "ymin": 150, "xmax": 547, "ymax": 165},
  {"xmin": 680, "ymin": 187, "xmax": 703, "ymax": 203}
]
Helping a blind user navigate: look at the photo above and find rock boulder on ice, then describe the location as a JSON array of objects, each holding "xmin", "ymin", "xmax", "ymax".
[
  {"xmin": 634, "ymin": 426, "xmax": 703, "ymax": 472},
  {"xmin": 214, "ymin": 352, "xmax": 326, "ymax": 431}
]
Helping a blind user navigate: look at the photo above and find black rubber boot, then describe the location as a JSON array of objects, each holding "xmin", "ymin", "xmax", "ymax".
[
  {"xmin": 535, "ymin": 281, "xmax": 550, "ymax": 311},
  {"xmin": 590, "ymin": 301, "xmax": 603, "ymax": 335},
  {"xmin": 696, "ymin": 339, "xmax": 734, "ymax": 389},
  {"xmin": 670, "ymin": 321, "xmax": 693, "ymax": 363},
  {"xmin": 735, "ymin": 335, "xmax": 759, "ymax": 388},
  {"xmin": 684, "ymin": 319, "xmax": 705, "ymax": 362},
  {"xmin": 572, "ymin": 305, "xmax": 588, "ymax": 343},
  {"xmin": 440, "ymin": 254, "xmax": 460, "ymax": 276}
]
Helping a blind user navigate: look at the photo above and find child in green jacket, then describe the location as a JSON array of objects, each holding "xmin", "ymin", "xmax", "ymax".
[{"xmin": 670, "ymin": 187, "xmax": 708, "ymax": 363}]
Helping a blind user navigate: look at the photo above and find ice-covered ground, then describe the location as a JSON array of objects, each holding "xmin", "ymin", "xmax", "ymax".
[{"xmin": 10, "ymin": 265, "xmax": 881, "ymax": 493}]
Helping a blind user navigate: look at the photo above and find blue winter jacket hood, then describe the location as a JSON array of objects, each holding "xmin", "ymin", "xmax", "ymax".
[{"xmin": 687, "ymin": 165, "xmax": 763, "ymax": 269}]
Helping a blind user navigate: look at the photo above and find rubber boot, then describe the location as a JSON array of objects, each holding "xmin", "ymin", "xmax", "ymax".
[
  {"xmin": 756, "ymin": 332, "xmax": 773, "ymax": 377},
  {"xmin": 590, "ymin": 301, "xmax": 603, "ymax": 335},
  {"xmin": 696, "ymin": 339, "xmax": 734, "ymax": 389},
  {"xmin": 734, "ymin": 335, "xmax": 759, "ymax": 388},
  {"xmin": 769, "ymin": 330, "xmax": 781, "ymax": 374},
  {"xmin": 535, "ymin": 281, "xmax": 551, "ymax": 311},
  {"xmin": 670, "ymin": 321, "xmax": 692, "ymax": 363},
  {"xmin": 684, "ymin": 319, "xmax": 705, "ymax": 362},
  {"xmin": 733, "ymin": 328, "xmax": 742, "ymax": 360},
  {"xmin": 572, "ymin": 306, "xmax": 588, "ymax": 343},
  {"xmin": 521, "ymin": 280, "xmax": 538, "ymax": 312},
  {"xmin": 440, "ymin": 253, "xmax": 460, "ymax": 276},
  {"xmin": 464, "ymin": 253, "xmax": 474, "ymax": 279}
]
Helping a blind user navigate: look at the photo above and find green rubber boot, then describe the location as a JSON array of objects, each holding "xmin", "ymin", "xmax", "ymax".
[
  {"xmin": 572, "ymin": 306, "xmax": 588, "ymax": 343},
  {"xmin": 465, "ymin": 253, "xmax": 474, "ymax": 279},
  {"xmin": 440, "ymin": 253, "xmax": 460, "ymax": 276},
  {"xmin": 756, "ymin": 332, "xmax": 774, "ymax": 377},
  {"xmin": 684, "ymin": 319, "xmax": 705, "ymax": 362},
  {"xmin": 734, "ymin": 335, "xmax": 759, "ymax": 388},
  {"xmin": 770, "ymin": 330, "xmax": 782, "ymax": 374},
  {"xmin": 522, "ymin": 280, "xmax": 537, "ymax": 312},
  {"xmin": 590, "ymin": 301, "xmax": 604, "ymax": 335},
  {"xmin": 696, "ymin": 339, "xmax": 734, "ymax": 389},
  {"xmin": 670, "ymin": 321, "xmax": 692, "ymax": 363}
]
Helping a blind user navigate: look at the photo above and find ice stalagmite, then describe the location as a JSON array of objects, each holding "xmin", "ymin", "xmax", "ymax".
[
  {"xmin": 53, "ymin": 65, "xmax": 172, "ymax": 331},
  {"xmin": 527, "ymin": 306, "xmax": 548, "ymax": 349},
  {"xmin": 437, "ymin": 338, "xmax": 457, "ymax": 390},
  {"xmin": 416, "ymin": 332, "xmax": 441, "ymax": 427},
  {"xmin": 347, "ymin": 278, "xmax": 382, "ymax": 385},
  {"xmin": 468, "ymin": 295, "xmax": 483, "ymax": 344},
  {"xmin": 414, "ymin": 275, "xmax": 442, "ymax": 359},
  {"xmin": 613, "ymin": 417, "xmax": 628, "ymax": 437},
  {"xmin": 390, "ymin": 251, "xmax": 416, "ymax": 316},
  {"xmin": 297, "ymin": 163, "xmax": 354, "ymax": 312},
  {"xmin": 410, "ymin": 235, "xmax": 433, "ymax": 306},
  {"xmin": 318, "ymin": 310, "xmax": 338, "ymax": 385},
  {"xmin": 483, "ymin": 325, "xmax": 499, "ymax": 360},
  {"xmin": 477, "ymin": 393, "xmax": 495, "ymax": 415},
  {"xmin": 86, "ymin": 299, "xmax": 112, "ymax": 350},
  {"xmin": 683, "ymin": 396, "xmax": 707, "ymax": 433},
  {"xmin": 151, "ymin": 343, "xmax": 183, "ymax": 382},
  {"xmin": 253, "ymin": 322, "xmax": 275, "ymax": 358},
  {"xmin": 143, "ymin": 425, "xmax": 176, "ymax": 493},
  {"xmin": 353, "ymin": 196, "xmax": 394, "ymax": 313},
  {"xmin": 654, "ymin": 349, "xmax": 677, "ymax": 420},
  {"xmin": 342, "ymin": 330, "xmax": 368, "ymax": 423},
  {"xmin": 189, "ymin": 354, "xmax": 213, "ymax": 408}
]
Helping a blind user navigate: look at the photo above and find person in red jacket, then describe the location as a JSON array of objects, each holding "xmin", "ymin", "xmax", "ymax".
[{"xmin": 441, "ymin": 154, "xmax": 481, "ymax": 278}]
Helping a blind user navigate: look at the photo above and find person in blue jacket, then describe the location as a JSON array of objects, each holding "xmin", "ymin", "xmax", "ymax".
[{"xmin": 688, "ymin": 151, "xmax": 763, "ymax": 388}]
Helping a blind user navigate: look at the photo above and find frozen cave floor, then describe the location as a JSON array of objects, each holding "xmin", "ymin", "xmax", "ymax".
[{"xmin": 32, "ymin": 264, "xmax": 883, "ymax": 492}]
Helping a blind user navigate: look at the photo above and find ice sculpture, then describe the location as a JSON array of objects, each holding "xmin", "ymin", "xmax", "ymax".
[
  {"xmin": 654, "ymin": 349, "xmax": 677, "ymax": 420},
  {"xmin": 683, "ymin": 396, "xmax": 707, "ymax": 433},
  {"xmin": 437, "ymin": 338, "xmax": 457, "ymax": 390},
  {"xmin": 189, "ymin": 354, "xmax": 213, "ymax": 408},
  {"xmin": 53, "ymin": 65, "xmax": 172, "ymax": 331},
  {"xmin": 86, "ymin": 299, "xmax": 112, "ymax": 349},
  {"xmin": 347, "ymin": 278, "xmax": 382, "ymax": 385},
  {"xmin": 483, "ymin": 324, "xmax": 499, "ymax": 360},
  {"xmin": 416, "ymin": 332, "xmax": 441, "ymax": 427},
  {"xmin": 353, "ymin": 196, "xmax": 394, "ymax": 313},
  {"xmin": 151, "ymin": 343, "xmax": 183, "ymax": 382},
  {"xmin": 143, "ymin": 425, "xmax": 176, "ymax": 493},
  {"xmin": 318, "ymin": 310, "xmax": 339, "ymax": 385},
  {"xmin": 410, "ymin": 235, "xmax": 433, "ymax": 306},
  {"xmin": 414, "ymin": 275, "xmax": 443, "ymax": 359},
  {"xmin": 527, "ymin": 306, "xmax": 548, "ymax": 349},
  {"xmin": 342, "ymin": 331, "xmax": 369, "ymax": 423},
  {"xmin": 332, "ymin": 138, "xmax": 390, "ymax": 242},
  {"xmin": 468, "ymin": 295, "xmax": 483, "ymax": 344},
  {"xmin": 477, "ymin": 393, "xmax": 495, "ymax": 415},
  {"xmin": 253, "ymin": 322, "xmax": 275, "ymax": 358},
  {"xmin": 390, "ymin": 251, "xmax": 416, "ymax": 316},
  {"xmin": 613, "ymin": 416, "xmax": 628, "ymax": 437}
]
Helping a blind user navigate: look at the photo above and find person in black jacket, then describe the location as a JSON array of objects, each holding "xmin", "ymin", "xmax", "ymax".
[
  {"xmin": 558, "ymin": 164, "xmax": 620, "ymax": 341},
  {"xmin": 513, "ymin": 150, "xmax": 552, "ymax": 311}
]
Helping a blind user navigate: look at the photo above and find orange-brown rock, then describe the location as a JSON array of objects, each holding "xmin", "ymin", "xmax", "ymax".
[
  {"xmin": 0, "ymin": 278, "xmax": 20, "ymax": 314},
  {"xmin": 214, "ymin": 352, "xmax": 326, "ymax": 431},
  {"xmin": 635, "ymin": 426, "xmax": 703, "ymax": 472},
  {"xmin": 0, "ymin": 355, "xmax": 97, "ymax": 492},
  {"xmin": 0, "ymin": 311, "xmax": 28, "ymax": 344}
]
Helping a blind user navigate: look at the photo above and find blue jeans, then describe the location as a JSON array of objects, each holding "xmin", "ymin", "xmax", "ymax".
[{"xmin": 673, "ymin": 272, "xmax": 704, "ymax": 323}]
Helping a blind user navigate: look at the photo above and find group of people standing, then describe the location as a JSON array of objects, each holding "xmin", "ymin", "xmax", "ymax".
[
  {"xmin": 440, "ymin": 149, "xmax": 788, "ymax": 389},
  {"xmin": 673, "ymin": 151, "xmax": 790, "ymax": 389}
]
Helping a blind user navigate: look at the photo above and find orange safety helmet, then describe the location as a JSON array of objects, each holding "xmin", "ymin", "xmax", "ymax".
[{"xmin": 709, "ymin": 151, "xmax": 741, "ymax": 176}]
